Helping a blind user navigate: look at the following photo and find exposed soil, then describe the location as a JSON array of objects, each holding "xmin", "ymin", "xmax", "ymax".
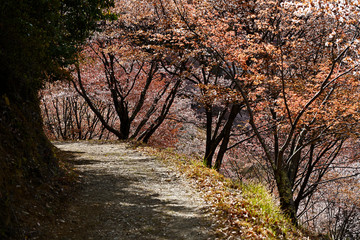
[{"xmin": 36, "ymin": 141, "xmax": 216, "ymax": 239}]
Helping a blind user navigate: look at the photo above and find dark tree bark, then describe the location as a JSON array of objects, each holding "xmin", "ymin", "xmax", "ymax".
[
  {"xmin": 73, "ymin": 48, "xmax": 183, "ymax": 143},
  {"xmin": 138, "ymin": 78, "xmax": 182, "ymax": 143},
  {"xmin": 214, "ymin": 104, "xmax": 241, "ymax": 171}
]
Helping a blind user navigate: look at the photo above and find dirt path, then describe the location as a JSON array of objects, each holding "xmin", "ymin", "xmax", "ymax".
[{"xmin": 42, "ymin": 141, "xmax": 215, "ymax": 240}]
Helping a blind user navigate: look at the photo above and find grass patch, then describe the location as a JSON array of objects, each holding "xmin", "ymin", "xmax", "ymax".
[{"xmin": 140, "ymin": 146, "xmax": 308, "ymax": 240}]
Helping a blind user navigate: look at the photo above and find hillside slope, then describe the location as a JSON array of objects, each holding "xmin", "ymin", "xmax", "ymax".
[{"xmin": 143, "ymin": 146, "xmax": 308, "ymax": 240}]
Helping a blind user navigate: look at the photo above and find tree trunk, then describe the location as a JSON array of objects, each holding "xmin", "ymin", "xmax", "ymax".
[
  {"xmin": 204, "ymin": 107, "xmax": 214, "ymax": 168},
  {"xmin": 274, "ymin": 169, "xmax": 297, "ymax": 223},
  {"xmin": 214, "ymin": 104, "xmax": 241, "ymax": 171},
  {"xmin": 118, "ymin": 102, "xmax": 130, "ymax": 140}
]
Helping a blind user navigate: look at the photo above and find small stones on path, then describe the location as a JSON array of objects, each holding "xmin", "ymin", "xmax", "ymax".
[{"xmin": 40, "ymin": 141, "xmax": 215, "ymax": 240}]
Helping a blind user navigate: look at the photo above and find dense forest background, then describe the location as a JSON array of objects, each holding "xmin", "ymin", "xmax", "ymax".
[{"xmin": 1, "ymin": 0, "xmax": 359, "ymax": 239}]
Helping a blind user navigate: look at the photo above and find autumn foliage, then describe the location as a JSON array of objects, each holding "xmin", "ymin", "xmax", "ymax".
[{"xmin": 40, "ymin": 0, "xmax": 360, "ymax": 237}]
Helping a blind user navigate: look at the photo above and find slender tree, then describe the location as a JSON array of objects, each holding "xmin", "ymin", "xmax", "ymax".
[{"xmin": 71, "ymin": 29, "xmax": 184, "ymax": 142}]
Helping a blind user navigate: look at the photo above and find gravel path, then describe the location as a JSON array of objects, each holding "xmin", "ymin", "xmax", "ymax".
[{"xmin": 44, "ymin": 141, "xmax": 215, "ymax": 239}]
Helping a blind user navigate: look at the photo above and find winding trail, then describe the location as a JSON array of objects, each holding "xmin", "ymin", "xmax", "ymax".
[{"xmin": 45, "ymin": 141, "xmax": 215, "ymax": 239}]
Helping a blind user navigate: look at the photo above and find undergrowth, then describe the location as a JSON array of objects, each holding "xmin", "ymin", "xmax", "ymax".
[{"xmin": 141, "ymin": 146, "xmax": 308, "ymax": 240}]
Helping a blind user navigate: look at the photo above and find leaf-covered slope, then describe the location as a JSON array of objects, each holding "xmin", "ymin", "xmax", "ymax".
[
  {"xmin": 0, "ymin": 95, "xmax": 58, "ymax": 238},
  {"xmin": 142, "ymin": 146, "xmax": 309, "ymax": 239}
]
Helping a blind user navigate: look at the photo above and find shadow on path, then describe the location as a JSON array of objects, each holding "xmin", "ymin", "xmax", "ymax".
[{"xmin": 41, "ymin": 143, "xmax": 214, "ymax": 240}]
